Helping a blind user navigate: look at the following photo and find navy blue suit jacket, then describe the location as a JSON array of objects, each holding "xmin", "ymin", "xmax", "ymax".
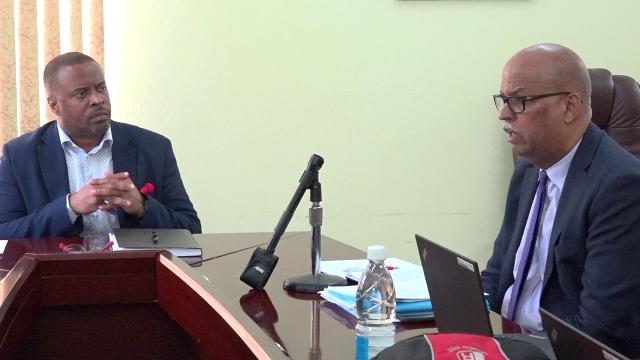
[
  {"xmin": 0, "ymin": 120, "xmax": 201, "ymax": 238},
  {"xmin": 481, "ymin": 123, "xmax": 640, "ymax": 357}
]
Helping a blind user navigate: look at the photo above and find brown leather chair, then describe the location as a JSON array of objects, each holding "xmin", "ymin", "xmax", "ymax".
[{"xmin": 589, "ymin": 68, "xmax": 640, "ymax": 158}]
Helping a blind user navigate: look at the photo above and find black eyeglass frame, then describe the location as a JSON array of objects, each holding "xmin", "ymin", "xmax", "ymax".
[{"xmin": 493, "ymin": 92, "xmax": 571, "ymax": 114}]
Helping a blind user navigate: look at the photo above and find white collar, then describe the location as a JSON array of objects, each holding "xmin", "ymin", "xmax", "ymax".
[
  {"xmin": 57, "ymin": 121, "xmax": 112, "ymax": 153},
  {"xmin": 543, "ymin": 139, "xmax": 582, "ymax": 192}
]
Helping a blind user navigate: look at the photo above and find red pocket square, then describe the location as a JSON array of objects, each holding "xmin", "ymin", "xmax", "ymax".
[{"xmin": 140, "ymin": 182, "xmax": 155, "ymax": 195}]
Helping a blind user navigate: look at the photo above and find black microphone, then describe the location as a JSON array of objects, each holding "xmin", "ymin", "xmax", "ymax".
[{"xmin": 240, "ymin": 154, "xmax": 324, "ymax": 290}]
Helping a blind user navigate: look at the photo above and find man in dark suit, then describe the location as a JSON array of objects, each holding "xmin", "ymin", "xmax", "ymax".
[
  {"xmin": 481, "ymin": 43, "xmax": 640, "ymax": 357},
  {"xmin": 0, "ymin": 52, "xmax": 200, "ymax": 239}
]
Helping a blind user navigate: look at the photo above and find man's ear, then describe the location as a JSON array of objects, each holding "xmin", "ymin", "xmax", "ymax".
[
  {"xmin": 563, "ymin": 93, "xmax": 582, "ymax": 124},
  {"xmin": 47, "ymin": 96, "xmax": 60, "ymax": 116}
]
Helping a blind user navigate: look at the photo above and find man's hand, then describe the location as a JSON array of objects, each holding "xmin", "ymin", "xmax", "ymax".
[
  {"xmin": 69, "ymin": 172, "xmax": 145, "ymax": 218},
  {"xmin": 68, "ymin": 182, "xmax": 113, "ymax": 215}
]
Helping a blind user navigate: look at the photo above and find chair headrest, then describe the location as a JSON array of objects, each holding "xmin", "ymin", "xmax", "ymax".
[
  {"xmin": 588, "ymin": 68, "xmax": 614, "ymax": 129},
  {"xmin": 589, "ymin": 68, "xmax": 640, "ymax": 158}
]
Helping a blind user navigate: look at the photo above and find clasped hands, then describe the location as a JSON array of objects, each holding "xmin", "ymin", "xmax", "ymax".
[{"xmin": 69, "ymin": 171, "xmax": 145, "ymax": 218}]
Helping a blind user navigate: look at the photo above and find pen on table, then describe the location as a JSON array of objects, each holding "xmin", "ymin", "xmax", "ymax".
[
  {"xmin": 99, "ymin": 240, "xmax": 114, "ymax": 252},
  {"xmin": 343, "ymin": 266, "xmax": 398, "ymax": 272}
]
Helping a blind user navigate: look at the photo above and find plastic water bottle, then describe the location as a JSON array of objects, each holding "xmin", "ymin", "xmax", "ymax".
[
  {"xmin": 354, "ymin": 245, "xmax": 396, "ymax": 359},
  {"xmin": 356, "ymin": 245, "xmax": 396, "ymax": 331},
  {"xmin": 354, "ymin": 331, "xmax": 395, "ymax": 360}
]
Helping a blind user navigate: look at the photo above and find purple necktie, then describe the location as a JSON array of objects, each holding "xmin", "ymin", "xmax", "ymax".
[{"xmin": 506, "ymin": 170, "xmax": 548, "ymax": 321}]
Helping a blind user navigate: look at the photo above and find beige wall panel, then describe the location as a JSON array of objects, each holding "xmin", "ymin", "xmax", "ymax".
[
  {"xmin": 67, "ymin": 0, "xmax": 82, "ymax": 51},
  {"xmin": 87, "ymin": 0, "xmax": 103, "ymax": 68},
  {"xmin": 16, "ymin": 0, "xmax": 40, "ymax": 134},
  {"xmin": 41, "ymin": 0, "xmax": 61, "ymax": 121},
  {"xmin": 0, "ymin": 0, "xmax": 17, "ymax": 146},
  {"xmin": 42, "ymin": 0, "xmax": 61, "ymax": 67}
]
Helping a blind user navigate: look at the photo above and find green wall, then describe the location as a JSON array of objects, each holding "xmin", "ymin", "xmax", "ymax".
[{"xmin": 103, "ymin": 0, "xmax": 640, "ymax": 266}]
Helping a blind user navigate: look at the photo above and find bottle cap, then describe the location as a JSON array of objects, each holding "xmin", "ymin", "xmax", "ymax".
[{"xmin": 367, "ymin": 245, "xmax": 386, "ymax": 260}]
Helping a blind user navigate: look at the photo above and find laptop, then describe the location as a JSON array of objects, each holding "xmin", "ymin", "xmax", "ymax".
[
  {"xmin": 415, "ymin": 234, "xmax": 493, "ymax": 336},
  {"xmin": 113, "ymin": 228, "xmax": 202, "ymax": 257},
  {"xmin": 540, "ymin": 308, "xmax": 630, "ymax": 360}
]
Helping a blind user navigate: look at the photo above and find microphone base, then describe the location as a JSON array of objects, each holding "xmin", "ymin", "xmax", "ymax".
[{"xmin": 283, "ymin": 273, "xmax": 348, "ymax": 293}]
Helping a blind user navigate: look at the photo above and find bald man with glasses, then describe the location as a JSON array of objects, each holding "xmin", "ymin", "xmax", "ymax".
[{"xmin": 481, "ymin": 43, "xmax": 640, "ymax": 357}]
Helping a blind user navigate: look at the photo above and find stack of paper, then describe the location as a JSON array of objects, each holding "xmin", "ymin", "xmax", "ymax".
[{"xmin": 319, "ymin": 258, "xmax": 433, "ymax": 322}]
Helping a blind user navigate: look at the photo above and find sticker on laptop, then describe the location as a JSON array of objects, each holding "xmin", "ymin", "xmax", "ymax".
[{"xmin": 457, "ymin": 257, "xmax": 474, "ymax": 271}]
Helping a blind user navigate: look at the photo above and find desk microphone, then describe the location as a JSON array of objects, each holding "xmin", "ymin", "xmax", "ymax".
[{"xmin": 240, "ymin": 155, "xmax": 324, "ymax": 290}]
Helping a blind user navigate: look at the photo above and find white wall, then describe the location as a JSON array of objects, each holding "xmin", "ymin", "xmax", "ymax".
[{"xmin": 103, "ymin": 0, "xmax": 640, "ymax": 265}]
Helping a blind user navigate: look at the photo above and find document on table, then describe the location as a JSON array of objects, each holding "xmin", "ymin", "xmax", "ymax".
[
  {"xmin": 320, "ymin": 258, "xmax": 433, "ymax": 321},
  {"xmin": 319, "ymin": 285, "xmax": 433, "ymax": 321},
  {"xmin": 320, "ymin": 257, "xmax": 429, "ymax": 300}
]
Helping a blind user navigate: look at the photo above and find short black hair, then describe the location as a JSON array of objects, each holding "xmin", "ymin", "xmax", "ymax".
[{"xmin": 43, "ymin": 52, "xmax": 99, "ymax": 94}]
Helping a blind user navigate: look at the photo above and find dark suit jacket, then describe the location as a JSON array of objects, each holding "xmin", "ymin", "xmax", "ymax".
[
  {"xmin": 0, "ymin": 120, "xmax": 201, "ymax": 238},
  {"xmin": 481, "ymin": 123, "xmax": 640, "ymax": 357}
]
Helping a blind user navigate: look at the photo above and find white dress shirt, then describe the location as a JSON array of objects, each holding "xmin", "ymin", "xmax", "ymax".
[
  {"xmin": 501, "ymin": 139, "xmax": 581, "ymax": 330},
  {"xmin": 58, "ymin": 122, "xmax": 120, "ymax": 236}
]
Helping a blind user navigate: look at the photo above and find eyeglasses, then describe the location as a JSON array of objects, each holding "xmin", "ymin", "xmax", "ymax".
[{"xmin": 493, "ymin": 92, "xmax": 570, "ymax": 114}]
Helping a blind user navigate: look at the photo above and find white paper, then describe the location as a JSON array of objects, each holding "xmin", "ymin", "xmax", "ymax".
[{"xmin": 320, "ymin": 257, "xmax": 429, "ymax": 300}]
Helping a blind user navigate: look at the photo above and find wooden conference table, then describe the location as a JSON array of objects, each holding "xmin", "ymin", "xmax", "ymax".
[{"xmin": 0, "ymin": 232, "xmax": 515, "ymax": 359}]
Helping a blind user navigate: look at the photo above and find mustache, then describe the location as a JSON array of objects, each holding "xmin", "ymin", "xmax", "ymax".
[
  {"xmin": 503, "ymin": 124, "xmax": 519, "ymax": 135},
  {"xmin": 90, "ymin": 108, "xmax": 110, "ymax": 117}
]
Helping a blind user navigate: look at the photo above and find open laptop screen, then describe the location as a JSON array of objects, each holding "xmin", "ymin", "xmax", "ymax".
[
  {"xmin": 540, "ymin": 308, "xmax": 629, "ymax": 360},
  {"xmin": 416, "ymin": 234, "xmax": 493, "ymax": 336}
]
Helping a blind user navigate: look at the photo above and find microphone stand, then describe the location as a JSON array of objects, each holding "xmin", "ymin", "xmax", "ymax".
[
  {"xmin": 240, "ymin": 155, "xmax": 322, "ymax": 290},
  {"xmin": 283, "ymin": 173, "xmax": 347, "ymax": 292},
  {"xmin": 310, "ymin": 181, "xmax": 322, "ymax": 277},
  {"xmin": 308, "ymin": 299, "xmax": 321, "ymax": 360}
]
